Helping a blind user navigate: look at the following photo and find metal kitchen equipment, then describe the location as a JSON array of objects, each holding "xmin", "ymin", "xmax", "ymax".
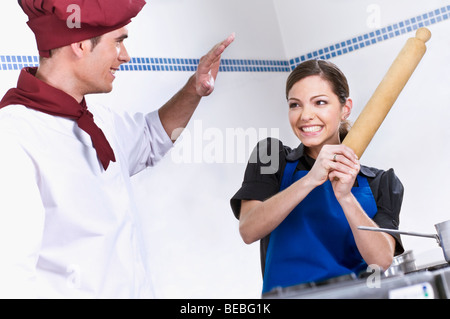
[
  {"xmin": 263, "ymin": 263, "xmax": 450, "ymax": 299},
  {"xmin": 384, "ymin": 250, "xmax": 416, "ymax": 277},
  {"xmin": 435, "ymin": 221, "xmax": 450, "ymax": 262},
  {"xmin": 358, "ymin": 219, "xmax": 450, "ymax": 263}
]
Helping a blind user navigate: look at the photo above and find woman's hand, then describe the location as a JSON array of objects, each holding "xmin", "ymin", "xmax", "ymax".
[
  {"xmin": 307, "ymin": 144, "xmax": 359, "ymax": 197},
  {"xmin": 328, "ymin": 145, "xmax": 360, "ymax": 199}
]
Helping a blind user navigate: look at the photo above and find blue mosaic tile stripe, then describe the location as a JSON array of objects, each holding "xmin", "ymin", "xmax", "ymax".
[
  {"xmin": 289, "ymin": 5, "xmax": 450, "ymax": 70},
  {"xmin": 220, "ymin": 59, "xmax": 290, "ymax": 72},
  {"xmin": 0, "ymin": 55, "xmax": 39, "ymax": 71},
  {"xmin": 0, "ymin": 54, "xmax": 290, "ymax": 72},
  {"xmin": 1, "ymin": 5, "xmax": 448, "ymax": 73},
  {"xmin": 121, "ymin": 57, "xmax": 290, "ymax": 72}
]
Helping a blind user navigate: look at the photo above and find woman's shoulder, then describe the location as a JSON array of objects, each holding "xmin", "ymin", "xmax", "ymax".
[
  {"xmin": 360, "ymin": 164, "xmax": 404, "ymax": 192},
  {"xmin": 250, "ymin": 137, "xmax": 300, "ymax": 174},
  {"xmin": 360, "ymin": 164, "xmax": 400, "ymax": 179},
  {"xmin": 253, "ymin": 137, "xmax": 291, "ymax": 151},
  {"xmin": 252, "ymin": 137, "xmax": 301, "ymax": 159}
]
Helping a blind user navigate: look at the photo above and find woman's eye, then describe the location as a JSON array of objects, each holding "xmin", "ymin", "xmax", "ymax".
[
  {"xmin": 316, "ymin": 100, "xmax": 327, "ymax": 106},
  {"xmin": 289, "ymin": 103, "xmax": 299, "ymax": 108}
]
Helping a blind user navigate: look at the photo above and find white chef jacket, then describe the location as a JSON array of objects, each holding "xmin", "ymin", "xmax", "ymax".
[{"xmin": 0, "ymin": 103, "xmax": 173, "ymax": 298}]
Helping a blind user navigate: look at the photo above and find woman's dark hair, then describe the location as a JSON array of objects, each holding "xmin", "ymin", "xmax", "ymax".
[{"xmin": 286, "ymin": 59, "xmax": 351, "ymax": 141}]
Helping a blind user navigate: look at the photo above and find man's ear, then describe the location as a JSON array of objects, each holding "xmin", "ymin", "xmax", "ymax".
[{"xmin": 70, "ymin": 40, "xmax": 91, "ymax": 58}]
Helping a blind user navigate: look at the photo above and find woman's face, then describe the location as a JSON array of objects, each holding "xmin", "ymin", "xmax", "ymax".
[{"xmin": 287, "ymin": 75, "xmax": 351, "ymax": 156}]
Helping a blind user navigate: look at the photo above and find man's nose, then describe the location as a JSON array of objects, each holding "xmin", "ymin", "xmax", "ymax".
[{"xmin": 119, "ymin": 43, "xmax": 131, "ymax": 63}]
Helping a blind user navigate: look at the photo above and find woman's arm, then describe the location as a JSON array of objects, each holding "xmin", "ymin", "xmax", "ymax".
[
  {"xmin": 338, "ymin": 194, "xmax": 395, "ymax": 270},
  {"xmin": 329, "ymin": 149, "xmax": 395, "ymax": 270},
  {"xmin": 239, "ymin": 173, "xmax": 318, "ymax": 244}
]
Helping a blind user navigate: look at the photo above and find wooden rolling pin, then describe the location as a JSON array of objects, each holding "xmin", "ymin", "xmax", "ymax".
[{"xmin": 342, "ymin": 27, "xmax": 431, "ymax": 158}]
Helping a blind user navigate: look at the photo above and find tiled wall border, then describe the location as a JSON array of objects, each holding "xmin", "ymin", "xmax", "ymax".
[
  {"xmin": 1, "ymin": 55, "xmax": 38, "ymax": 71},
  {"xmin": 1, "ymin": 5, "xmax": 448, "ymax": 73},
  {"xmin": 121, "ymin": 57, "xmax": 291, "ymax": 72},
  {"xmin": 288, "ymin": 5, "xmax": 449, "ymax": 70}
]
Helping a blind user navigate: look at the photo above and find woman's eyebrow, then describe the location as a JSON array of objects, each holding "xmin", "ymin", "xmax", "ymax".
[
  {"xmin": 288, "ymin": 94, "xmax": 328, "ymax": 102},
  {"xmin": 310, "ymin": 94, "xmax": 328, "ymax": 100}
]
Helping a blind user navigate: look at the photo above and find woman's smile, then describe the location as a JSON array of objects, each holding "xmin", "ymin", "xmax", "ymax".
[{"xmin": 300, "ymin": 125, "xmax": 323, "ymax": 134}]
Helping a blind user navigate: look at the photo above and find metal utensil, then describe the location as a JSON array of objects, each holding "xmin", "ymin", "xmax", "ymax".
[
  {"xmin": 358, "ymin": 220, "xmax": 450, "ymax": 263},
  {"xmin": 435, "ymin": 221, "xmax": 450, "ymax": 262},
  {"xmin": 357, "ymin": 226, "xmax": 439, "ymax": 243},
  {"xmin": 384, "ymin": 250, "xmax": 416, "ymax": 277}
]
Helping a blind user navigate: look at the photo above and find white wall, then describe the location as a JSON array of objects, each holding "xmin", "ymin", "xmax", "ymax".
[
  {"xmin": 1, "ymin": 0, "xmax": 450, "ymax": 298},
  {"xmin": 274, "ymin": 0, "xmax": 447, "ymax": 58}
]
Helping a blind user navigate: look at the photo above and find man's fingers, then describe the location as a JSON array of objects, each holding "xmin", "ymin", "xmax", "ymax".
[
  {"xmin": 201, "ymin": 33, "xmax": 235, "ymax": 68},
  {"xmin": 195, "ymin": 33, "xmax": 235, "ymax": 96},
  {"xmin": 213, "ymin": 33, "xmax": 235, "ymax": 56}
]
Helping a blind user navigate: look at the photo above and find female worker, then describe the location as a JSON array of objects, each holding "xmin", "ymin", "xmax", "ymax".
[{"xmin": 230, "ymin": 59, "xmax": 404, "ymax": 293}]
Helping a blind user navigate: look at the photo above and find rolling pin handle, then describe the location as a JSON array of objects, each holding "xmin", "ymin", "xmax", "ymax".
[{"xmin": 415, "ymin": 27, "xmax": 431, "ymax": 43}]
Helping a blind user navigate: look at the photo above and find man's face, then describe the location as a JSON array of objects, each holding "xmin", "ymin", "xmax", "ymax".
[{"xmin": 77, "ymin": 26, "xmax": 130, "ymax": 95}]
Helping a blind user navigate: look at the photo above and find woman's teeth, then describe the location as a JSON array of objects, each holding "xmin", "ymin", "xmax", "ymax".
[{"xmin": 302, "ymin": 126, "xmax": 321, "ymax": 133}]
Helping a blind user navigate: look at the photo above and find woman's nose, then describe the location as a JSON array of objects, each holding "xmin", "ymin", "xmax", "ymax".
[{"xmin": 300, "ymin": 106, "xmax": 315, "ymax": 121}]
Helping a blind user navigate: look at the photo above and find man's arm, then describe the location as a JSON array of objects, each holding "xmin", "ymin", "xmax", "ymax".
[
  {"xmin": 158, "ymin": 33, "xmax": 235, "ymax": 141},
  {"xmin": 0, "ymin": 134, "xmax": 45, "ymax": 298}
]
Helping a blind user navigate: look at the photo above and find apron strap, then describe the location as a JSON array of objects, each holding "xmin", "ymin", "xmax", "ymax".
[
  {"xmin": 280, "ymin": 160, "xmax": 298, "ymax": 191},
  {"xmin": 356, "ymin": 174, "xmax": 369, "ymax": 188}
]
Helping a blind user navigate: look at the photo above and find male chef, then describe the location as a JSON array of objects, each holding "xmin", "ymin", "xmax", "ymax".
[{"xmin": 0, "ymin": 0, "xmax": 234, "ymax": 298}]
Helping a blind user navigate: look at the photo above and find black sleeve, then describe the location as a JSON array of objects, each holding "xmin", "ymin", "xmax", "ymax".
[
  {"xmin": 370, "ymin": 168, "xmax": 405, "ymax": 256},
  {"xmin": 230, "ymin": 138, "xmax": 287, "ymax": 219}
]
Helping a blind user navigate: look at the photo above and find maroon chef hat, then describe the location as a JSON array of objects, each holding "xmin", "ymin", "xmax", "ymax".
[{"xmin": 18, "ymin": 0, "xmax": 146, "ymax": 57}]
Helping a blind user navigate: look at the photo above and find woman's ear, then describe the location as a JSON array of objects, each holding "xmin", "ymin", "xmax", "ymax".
[{"xmin": 342, "ymin": 97, "xmax": 353, "ymax": 120}]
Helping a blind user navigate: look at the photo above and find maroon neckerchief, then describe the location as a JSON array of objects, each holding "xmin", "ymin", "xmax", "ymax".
[{"xmin": 0, "ymin": 67, "xmax": 116, "ymax": 170}]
